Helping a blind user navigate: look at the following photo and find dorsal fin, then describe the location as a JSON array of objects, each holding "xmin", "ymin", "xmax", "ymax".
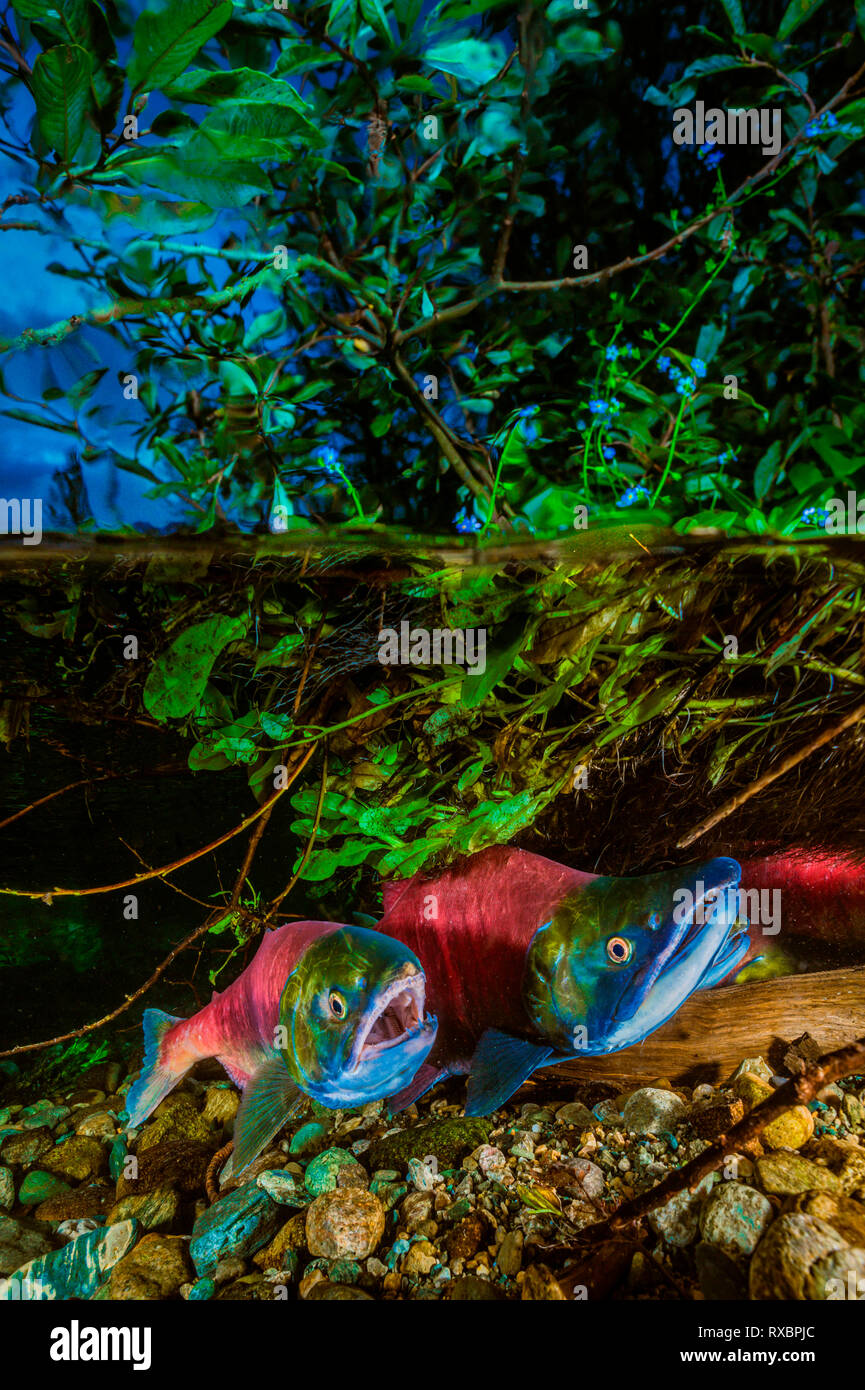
[{"xmin": 381, "ymin": 876, "xmax": 420, "ymax": 917}]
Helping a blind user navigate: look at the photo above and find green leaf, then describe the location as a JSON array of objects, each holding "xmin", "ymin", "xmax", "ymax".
[
  {"xmin": 254, "ymin": 632, "xmax": 305, "ymax": 673},
  {"xmin": 297, "ymin": 848, "xmax": 340, "ymax": 881},
  {"xmin": 738, "ymin": 30, "xmax": 782, "ymax": 57},
  {"xmin": 643, "ymin": 84, "xmax": 674, "ymax": 107},
  {"xmin": 515, "ymin": 1182, "xmax": 562, "ymax": 1214},
  {"xmin": 393, "ymin": 0, "xmax": 425, "ymax": 29},
  {"xmin": 291, "ymin": 789, "xmax": 358, "ymax": 819},
  {"xmin": 219, "ymin": 360, "xmax": 258, "ymax": 397},
  {"xmin": 118, "ymin": 143, "xmax": 272, "ymax": 207},
  {"xmin": 680, "ymin": 55, "xmax": 747, "ymax": 81},
  {"xmin": 423, "ymin": 37, "xmax": 508, "ymax": 89},
  {"xmin": 788, "ymin": 460, "xmax": 824, "ymax": 493},
  {"xmin": 31, "ymin": 44, "xmax": 92, "ymax": 163},
  {"xmin": 359, "ymin": 0, "xmax": 393, "ymax": 44},
  {"xmin": 259, "ymin": 709, "xmax": 294, "ymax": 740},
  {"xmin": 378, "ymin": 838, "xmax": 439, "ymax": 878},
  {"xmin": 2, "ymin": 407, "xmax": 78, "ymax": 434},
  {"xmin": 200, "ymin": 100, "xmax": 327, "ymax": 154},
  {"xmin": 598, "ymin": 678, "xmax": 690, "ymax": 746},
  {"xmin": 69, "ymin": 367, "xmax": 108, "ymax": 410},
  {"xmin": 395, "ymin": 75, "xmax": 439, "ymax": 93},
  {"xmin": 462, "ymin": 617, "xmax": 527, "ymax": 709},
  {"xmin": 144, "ymin": 614, "xmax": 248, "ymax": 721},
  {"xmin": 716, "ymin": 0, "xmax": 745, "ymax": 34},
  {"xmin": 463, "ymin": 790, "xmax": 546, "ymax": 852},
  {"xmin": 695, "ymin": 321, "xmax": 726, "ymax": 366},
  {"xmin": 165, "ymin": 66, "xmax": 313, "ymax": 110},
  {"xmin": 811, "ymin": 433, "xmax": 857, "ymax": 479},
  {"xmin": 778, "ymin": 0, "xmax": 827, "ymax": 39},
  {"xmin": 371, "ymin": 413, "xmax": 392, "ymax": 437},
  {"xmin": 12, "ymin": 0, "xmax": 62, "ymax": 13},
  {"xmin": 128, "ymin": 0, "xmax": 233, "ymax": 94},
  {"xmin": 333, "ymin": 840, "xmax": 375, "ymax": 867},
  {"xmin": 457, "ymin": 755, "xmax": 489, "ymax": 792},
  {"xmin": 188, "ymin": 740, "xmax": 232, "ymax": 771},
  {"xmin": 556, "ymin": 24, "xmax": 608, "ymax": 61},
  {"xmin": 357, "ymin": 805, "xmax": 403, "ymax": 845},
  {"xmin": 754, "ymin": 441, "xmax": 782, "ymax": 499}
]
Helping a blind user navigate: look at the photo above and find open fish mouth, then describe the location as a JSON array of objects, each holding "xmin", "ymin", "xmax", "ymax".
[{"xmin": 351, "ymin": 973, "xmax": 430, "ymax": 1069}]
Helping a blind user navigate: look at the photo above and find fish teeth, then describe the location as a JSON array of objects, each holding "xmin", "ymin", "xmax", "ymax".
[{"xmin": 351, "ymin": 972, "xmax": 427, "ymax": 1071}]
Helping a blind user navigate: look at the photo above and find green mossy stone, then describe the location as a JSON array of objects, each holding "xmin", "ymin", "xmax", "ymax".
[
  {"xmin": 106, "ymin": 1186, "xmax": 180, "ymax": 1232},
  {"xmin": 189, "ymin": 1181, "xmax": 285, "ymax": 1277},
  {"xmin": 368, "ymin": 1118, "xmax": 491, "ymax": 1172},
  {"xmin": 756, "ymin": 1152, "xmax": 843, "ymax": 1195},
  {"xmin": 0, "ymin": 1218, "xmax": 139, "ymax": 1300},
  {"xmin": 304, "ymin": 1148, "xmax": 366, "ymax": 1196},
  {"xmin": 42, "ymin": 1136, "xmax": 107, "ymax": 1182},
  {"xmin": 288, "ymin": 1122, "xmax": 329, "ymax": 1157},
  {"xmin": 108, "ymin": 1233, "xmax": 192, "ymax": 1299},
  {"xmin": 0, "ymin": 1130, "xmax": 53, "ymax": 1167},
  {"xmin": 17, "ymin": 1172, "xmax": 71, "ymax": 1208}
]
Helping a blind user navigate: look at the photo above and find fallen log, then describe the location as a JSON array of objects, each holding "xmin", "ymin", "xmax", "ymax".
[{"xmin": 542, "ymin": 964, "xmax": 865, "ymax": 1087}]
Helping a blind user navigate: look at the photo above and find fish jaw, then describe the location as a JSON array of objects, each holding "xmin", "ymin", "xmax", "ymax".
[
  {"xmin": 610, "ymin": 858, "xmax": 743, "ymax": 1025},
  {"xmin": 593, "ymin": 862, "xmax": 747, "ymax": 1052},
  {"xmin": 523, "ymin": 857, "xmax": 744, "ymax": 1055},
  {"xmin": 695, "ymin": 912, "xmax": 752, "ymax": 989},
  {"xmin": 310, "ymin": 968, "xmax": 437, "ymax": 1108}
]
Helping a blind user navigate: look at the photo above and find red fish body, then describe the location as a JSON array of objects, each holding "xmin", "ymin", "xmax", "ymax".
[
  {"xmin": 130, "ymin": 921, "xmax": 342, "ymax": 1104},
  {"xmin": 126, "ymin": 919, "xmax": 436, "ymax": 1178},
  {"xmin": 373, "ymin": 844, "xmax": 865, "ymax": 1113},
  {"xmin": 374, "ymin": 845, "xmax": 746, "ymax": 1112},
  {"xmin": 376, "ymin": 846, "xmax": 594, "ymax": 1065},
  {"xmin": 739, "ymin": 852, "xmax": 865, "ymax": 949}
]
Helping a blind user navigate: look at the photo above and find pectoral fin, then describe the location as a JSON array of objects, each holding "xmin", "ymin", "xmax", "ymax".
[
  {"xmin": 222, "ymin": 1059, "xmax": 304, "ymax": 1185},
  {"xmin": 464, "ymin": 1030, "xmax": 554, "ymax": 1117}
]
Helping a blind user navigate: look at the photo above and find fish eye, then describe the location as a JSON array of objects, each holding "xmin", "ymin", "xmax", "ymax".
[
  {"xmin": 607, "ymin": 936, "xmax": 633, "ymax": 965},
  {"xmin": 328, "ymin": 990, "xmax": 347, "ymax": 1019}
]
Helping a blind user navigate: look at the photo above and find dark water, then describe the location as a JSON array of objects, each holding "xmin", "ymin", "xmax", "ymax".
[{"xmin": 1, "ymin": 534, "xmax": 862, "ymax": 1088}]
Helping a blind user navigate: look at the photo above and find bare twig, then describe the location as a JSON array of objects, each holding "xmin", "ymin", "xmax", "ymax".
[
  {"xmin": 263, "ymin": 752, "xmax": 329, "ymax": 925},
  {"xmin": 556, "ymin": 1032, "xmax": 865, "ymax": 1269},
  {"xmin": 0, "ymin": 744, "xmax": 316, "ymax": 900},
  {"xmin": 677, "ymin": 697, "xmax": 865, "ymax": 847}
]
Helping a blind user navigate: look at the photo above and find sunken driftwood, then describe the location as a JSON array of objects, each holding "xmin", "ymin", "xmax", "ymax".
[{"xmin": 545, "ymin": 965, "xmax": 865, "ymax": 1087}]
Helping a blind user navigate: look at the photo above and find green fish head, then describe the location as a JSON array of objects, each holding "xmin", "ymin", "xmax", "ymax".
[
  {"xmin": 278, "ymin": 926, "xmax": 437, "ymax": 1107},
  {"xmin": 523, "ymin": 858, "xmax": 749, "ymax": 1054}
]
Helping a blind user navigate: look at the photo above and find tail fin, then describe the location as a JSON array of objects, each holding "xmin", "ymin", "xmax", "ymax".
[{"xmin": 125, "ymin": 1008, "xmax": 187, "ymax": 1127}]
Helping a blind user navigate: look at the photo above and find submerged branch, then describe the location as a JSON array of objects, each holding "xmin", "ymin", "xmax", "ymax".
[
  {"xmin": 677, "ymin": 697, "xmax": 865, "ymax": 847},
  {"xmin": 0, "ymin": 743, "xmax": 316, "ymax": 900},
  {"xmin": 554, "ymin": 1032, "xmax": 865, "ymax": 1293}
]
